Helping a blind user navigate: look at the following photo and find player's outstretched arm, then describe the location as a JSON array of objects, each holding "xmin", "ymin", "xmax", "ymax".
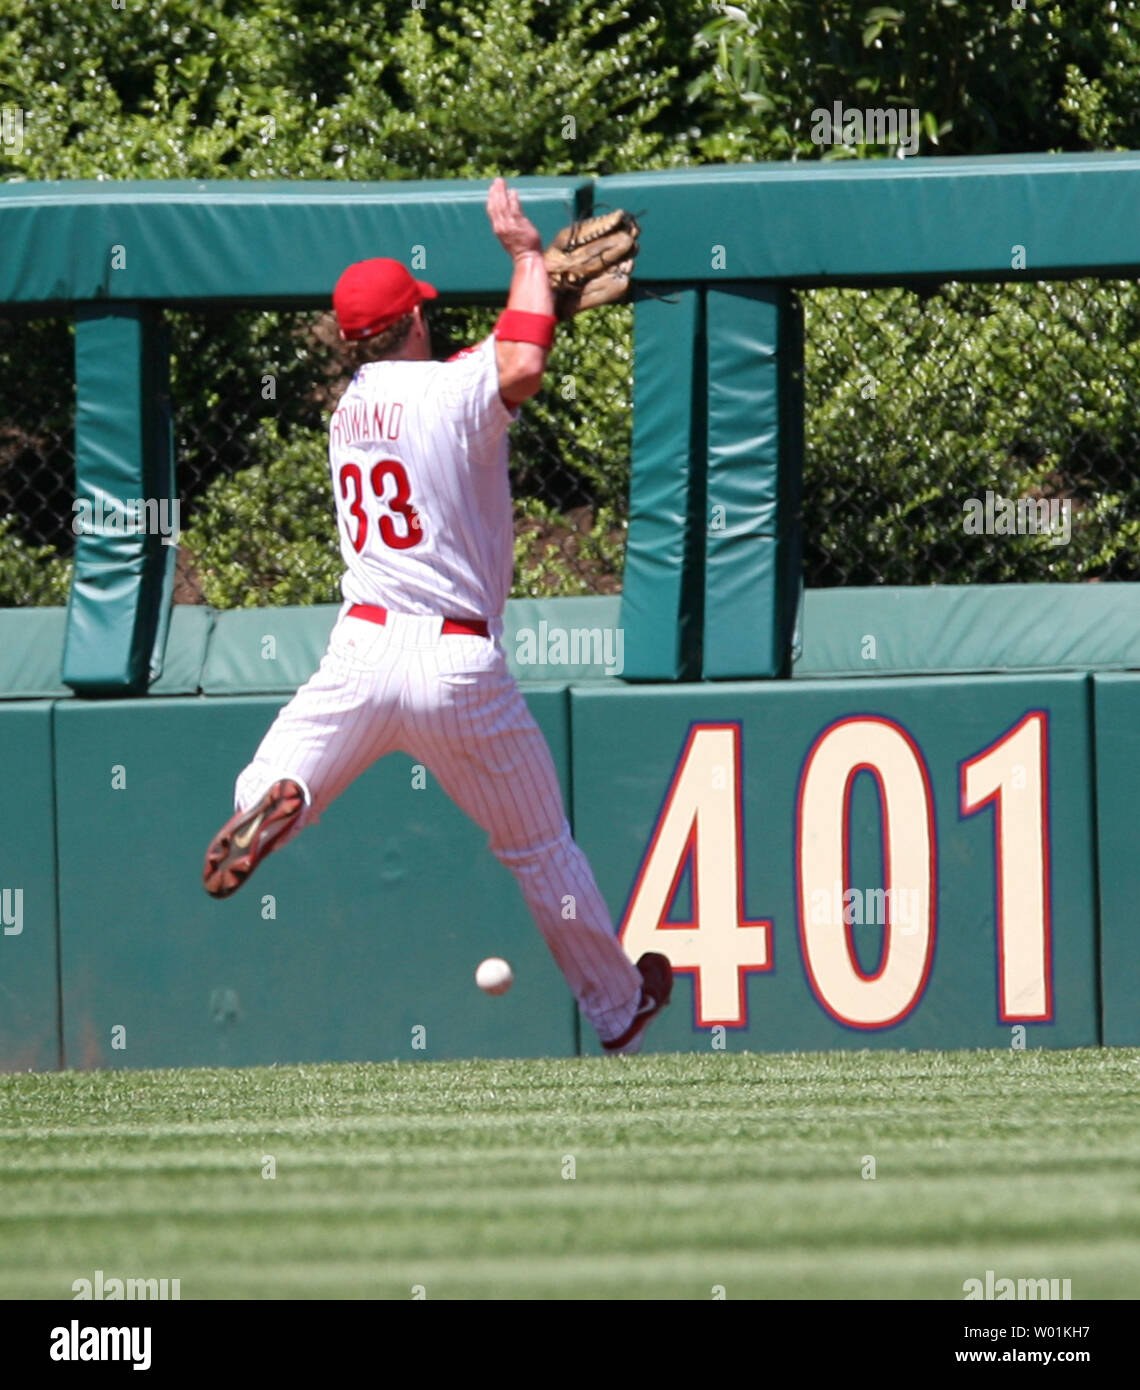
[{"xmin": 486, "ymin": 177, "xmax": 554, "ymax": 405}]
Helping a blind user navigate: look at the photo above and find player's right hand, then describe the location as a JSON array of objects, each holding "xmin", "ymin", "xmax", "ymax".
[{"xmin": 486, "ymin": 178, "xmax": 543, "ymax": 261}]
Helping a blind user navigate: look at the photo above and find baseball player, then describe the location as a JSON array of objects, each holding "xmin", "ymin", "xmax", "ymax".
[{"xmin": 202, "ymin": 178, "xmax": 671, "ymax": 1055}]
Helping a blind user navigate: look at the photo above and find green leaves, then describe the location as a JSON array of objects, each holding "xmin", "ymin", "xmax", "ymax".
[
  {"xmin": 0, "ymin": 0, "xmax": 685, "ymax": 183},
  {"xmin": 862, "ymin": 7, "xmax": 904, "ymax": 49},
  {"xmin": 1, "ymin": 0, "xmax": 671, "ymax": 604},
  {"xmin": 684, "ymin": 0, "xmax": 1140, "ymax": 162},
  {"xmin": 0, "ymin": 517, "xmax": 70, "ymax": 606},
  {"xmin": 180, "ymin": 419, "xmax": 342, "ymax": 609},
  {"xmin": 6, "ymin": 1, "xmax": 1140, "ymax": 604},
  {"xmin": 803, "ymin": 279, "xmax": 1140, "ymax": 585}
]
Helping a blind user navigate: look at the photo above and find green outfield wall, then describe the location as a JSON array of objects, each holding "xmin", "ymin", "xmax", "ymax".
[
  {"xmin": 0, "ymin": 178, "xmax": 591, "ymax": 307},
  {"xmin": 50, "ymin": 690, "xmax": 578, "ymax": 1069},
  {"xmin": 1, "ymin": 599, "xmax": 1135, "ymax": 1069},
  {"xmin": 572, "ymin": 675, "xmax": 1097, "ymax": 1054},
  {"xmin": 0, "ymin": 703, "xmax": 60, "ymax": 1071},
  {"xmin": 5, "ymin": 158, "xmax": 1140, "ymax": 1066},
  {"xmin": 1091, "ymin": 675, "xmax": 1140, "ymax": 1047}
]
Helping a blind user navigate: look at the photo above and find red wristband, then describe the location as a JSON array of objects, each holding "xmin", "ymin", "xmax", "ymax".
[{"xmin": 494, "ymin": 310, "xmax": 557, "ymax": 350}]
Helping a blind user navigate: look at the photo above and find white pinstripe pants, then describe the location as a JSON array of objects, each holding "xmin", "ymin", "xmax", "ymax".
[{"xmin": 234, "ymin": 610, "xmax": 643, "ymax": 1043}]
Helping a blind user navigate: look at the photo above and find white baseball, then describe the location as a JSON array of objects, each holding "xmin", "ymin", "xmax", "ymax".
[{"xmin": 476, "ymin": 957, "xmax": 513, "ymax": 995}]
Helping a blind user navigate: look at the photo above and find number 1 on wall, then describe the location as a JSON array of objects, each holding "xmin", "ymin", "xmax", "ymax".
[{"xmin": 960, "ymin": 711, "xmax": 1053, "ymax": 1022}]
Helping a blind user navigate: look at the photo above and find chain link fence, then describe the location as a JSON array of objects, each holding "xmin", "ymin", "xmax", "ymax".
[
  {"xmin": 5, "ymin": 280, "xmax": 1140, "ymax": 607},
  {"xmin": 0, "ymin": 315, "xmax": 74, "ymax": 606},
  {"xmin": 801, "ymin": 278, "xmax": 1140, "ymax": 586}
]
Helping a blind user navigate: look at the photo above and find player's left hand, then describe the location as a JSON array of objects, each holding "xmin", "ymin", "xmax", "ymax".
[{"xmin": 486, "ymin": 178, "xmax": 544, "ymax": 262}]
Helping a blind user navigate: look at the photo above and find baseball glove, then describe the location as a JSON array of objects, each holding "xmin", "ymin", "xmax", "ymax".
[{"xmin": 544, "ymin": 210, "xmax": 640, "ymax": 321}]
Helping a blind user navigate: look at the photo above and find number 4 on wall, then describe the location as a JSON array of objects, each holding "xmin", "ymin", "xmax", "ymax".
[{"xmin": 618, "ymin": 724, "xmax": 771, "ymax": 1026}]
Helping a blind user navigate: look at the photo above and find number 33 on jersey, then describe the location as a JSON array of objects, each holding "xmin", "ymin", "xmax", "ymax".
[
  {"xmin": 338, "ymin": 458, "xmax": 422, "ymax": 553},
  {"xmin": 328, "ymin": 338, "xmax": 517, "ymax": 622}
]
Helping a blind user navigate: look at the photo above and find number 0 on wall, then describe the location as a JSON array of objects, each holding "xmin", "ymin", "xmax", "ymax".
[{"xmin": 796, "ymin": 717, "xmax": 937, "ymax": 1029}]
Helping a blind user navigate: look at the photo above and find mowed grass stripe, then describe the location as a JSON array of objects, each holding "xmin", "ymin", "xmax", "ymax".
[
  {"xmin": 3, "ymin": 1068, "xmax": 1134, "ymax": 1139},
  {"xmin": 3, "ymin": 1135, "xmax": 1139, "ymax": 1180},
  {"xmin": 1, "ymin": 1049, "xmax": 1137, "ymax": 1299},
  {"xmin": 9, "ymin": 1243, "xmax": 1140, "ymax": 1302},
  {"xmin": 0, "ymin": 1157, "xmax": 1131, "ymax": 1223}
]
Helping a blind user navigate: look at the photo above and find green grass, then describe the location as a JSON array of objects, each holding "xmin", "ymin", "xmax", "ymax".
[{"xmin": 2, "ymin": 1048, "xmax": 1138, "ymax": 1300}]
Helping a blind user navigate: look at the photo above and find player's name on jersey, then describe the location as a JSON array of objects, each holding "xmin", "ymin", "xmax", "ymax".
[
  {"xmin": 330, "ymin": 396, "xmax": 404, "ymax": 448},
  {"xmin": 71, "ymin": 497, "xmax": 180, "ymax": 547}
]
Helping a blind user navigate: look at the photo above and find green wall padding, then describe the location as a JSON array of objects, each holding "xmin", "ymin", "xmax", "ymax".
[
  {"xmin": 702, "ymin": 284, "xmax": 803, "ymax": 679},
  {"xmin": 62, "ymin": 306, "xmax": 174, "ymax": 696},
  {"xmin": 1, "ymin": 178, "xmax": 591, "ymax": 306},
  {"xmin": 201, "ymin": 599, "xmax": 628, "ymax": 696},
  {"xmin": 149, "ymin": 604, "xmax": 214, "ymax": 695},
  {"xmin": 0, "ymin": 606, "xmax": 210, "ymax": 699},
  {"xmin": 201, "ymin": 607, "xmax": 340, "ymax": 695},
  {"xmin": 0, "ymin": 609, "xmax": 69, "ymax": 699},
  {"xmin": 11, "ymin": 160, "xmax": 1140, "ymax": 306},
  {"xmin": 18, "ymin": 583, "xmax": 1140, "ymax": 702},
  {"xmin": 0, "ymin": 666, "xmax": 1129, "ymax": 1068},
  {"xmin": 619, "ymin": 289, "xmax": 705, "ymax": 681},
  {"xmin": 0, "ymin": 704, "xmax": 60, "ymax": 1070},
  {"xmin": 795, "ymin": 585, "xmax": 1140, "ymax": 677},
  {"xmin": 54, "ymin": 693, "xmax": 577, "ymax": 1069},
  {"xmin": 500, "ymin": 596, "xmax": 625, "ymax": 681},
  {"xmin": 1092, "ymin": 674, "xmax": 1140, "ymax": 1045},
  {"xmin": 597, "ymin": 153, "xmax": 1140, "ymax": 283}
]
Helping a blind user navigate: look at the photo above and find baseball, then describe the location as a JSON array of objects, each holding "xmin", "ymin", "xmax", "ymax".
[{"xmin": 475, "ymin": 957, "xmax": 513, "ymax": 996}]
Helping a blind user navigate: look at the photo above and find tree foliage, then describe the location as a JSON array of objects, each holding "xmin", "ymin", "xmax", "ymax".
[
  {"xmin": 0, "ymin": 0, "xmax": 701, "ymax": 182},
  {"xmin": 0, "ymin": 0, "xmax": 689, "ymax": 605},
  {"xmin": 2, "ymin": 1, "xmax": 1140, "ymax": 603},
  {"xmin": 804, "ymin": 279, "xmax": 1140, "ymax": 584},
  {"xmin": 687, "ymin": 1, "xmax": 1140, "ymax": 162}
]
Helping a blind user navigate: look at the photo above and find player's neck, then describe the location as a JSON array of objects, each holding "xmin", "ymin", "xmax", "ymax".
[
  {"xmin": 393, "ymin": 344, "xmax": 433, "ymax": 363},
  {"xmin": 388, "ymin": 321, "xmax": 433, "ymax": 363}
]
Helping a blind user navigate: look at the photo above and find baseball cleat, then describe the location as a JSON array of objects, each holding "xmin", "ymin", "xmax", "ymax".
[
  {"xmin": 602, "ymin": 952, "xmax": 673, "ymax": 1056},
  {"xmin": 202, "ymin": 779, "xmax": 305, "ymax": 899}
]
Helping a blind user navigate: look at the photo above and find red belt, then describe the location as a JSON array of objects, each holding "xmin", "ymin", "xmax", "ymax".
[{"xmin": 348, "ymin": 603, "xmax": 490, "ymax": 638}]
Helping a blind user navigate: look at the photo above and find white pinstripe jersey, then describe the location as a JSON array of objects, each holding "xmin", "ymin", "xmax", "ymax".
[{"xmin": 328, "ymin": 336, "xmax": 517, "ymax": 621}]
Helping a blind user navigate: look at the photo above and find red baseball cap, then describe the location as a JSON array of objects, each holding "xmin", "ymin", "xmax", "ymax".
[{"xmin": 333, "ymin": 258, "xmax": 438, "ymax": 340}]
